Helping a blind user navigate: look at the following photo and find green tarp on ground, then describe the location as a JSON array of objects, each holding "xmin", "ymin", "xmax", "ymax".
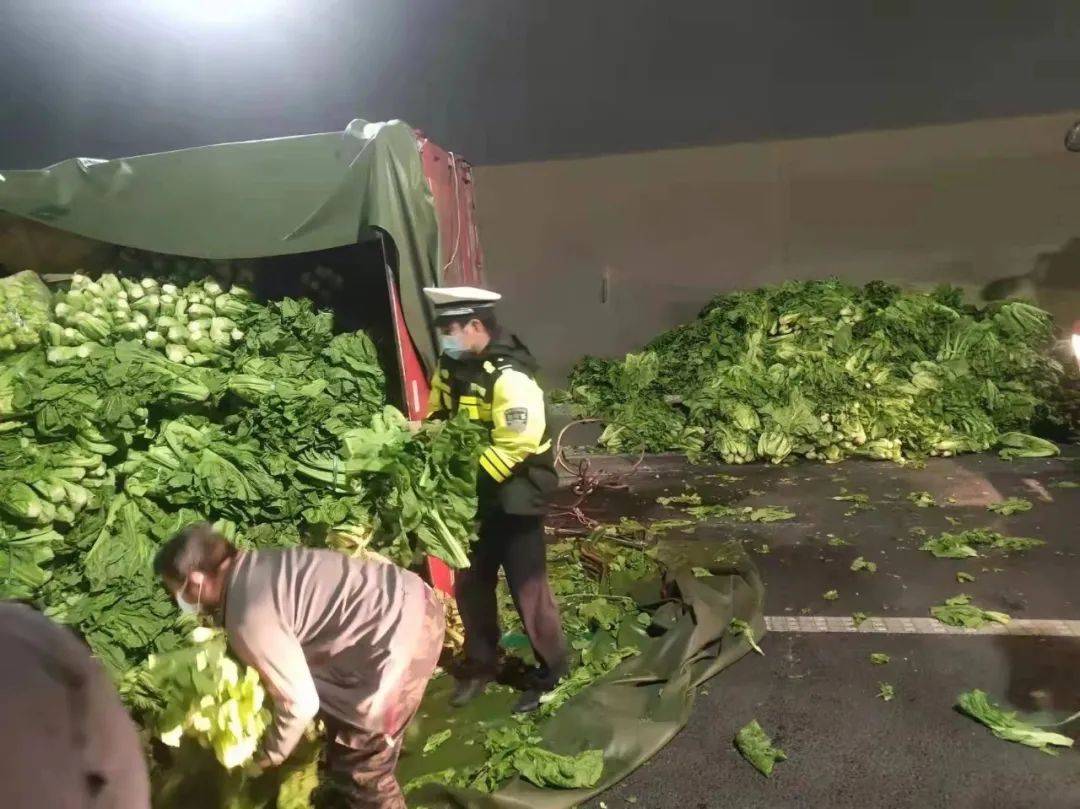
[
  {"xmin": 0, "ymin": 118, "xmax": 441, "ymax": 366},
  {"xmin": 401, "ymin": 540, "xmax": 765, "ymax": 808}
]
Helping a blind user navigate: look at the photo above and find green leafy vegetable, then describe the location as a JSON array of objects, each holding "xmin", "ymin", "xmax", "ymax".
[
  {"xmin": 422, "ymin": 729, "xmax": 452, "ymax": 755},
  {"xmin": 907, "ymin": 491, "xmax": 936, "ymax": 508},
  {"xmin": 656, "ymin": 491, "xmax": 701, "ymax": 507},
  {"xmin": 0, "ymin": 268, "xmax": 493, "ymax": 804},
  {"xmin": 997, "ymin": 432, "xmax": 1060, "ymax": 460},
  {"xmin": 919, "ymin": 528, "xmax": 1044, "ymax": 559},
  {"xmin": 823, "ymin": 589, "xmax": 839, "ymax": 601},
  {"xmin": 0, "ymin": 272, "xmax": 53, "ymax": 354},
  {"xmin": 685, "ymin": 503, "xmax": 795, "ymax": 523},
  {"xmin": 987, "ymin": 497, "xmax": 1033, "ymax": 516},
  {"xmin": 878, "ymin": 683, "xmax": 895, "ymax": 701},
  {"xmin": 957, "ymin": 690, "xmax": 1074, "ymax": 754},
  {"xmin": 512, "ymin": 747, "xmax": 604, "ymax": 789},
  {"xmin": 850, "ymin": 556, "xmax": 877, "ymax": 573},
  {"xmin": 749, "ymin": 506, "xmax": 796, "ymax": 523},
  {"xmin": 558, "ymin": 281, "xmax": 1076, "ymax": 464},
  {"xmin": 931, "ymin": 594, "xmax": 1011, "ymax": 628},
  {"xmin": 956, "ymin": 571, "xmax": 976, "ymax": 583},
  {"xmin": 730, "ymin": 618, "xmax": 764, "ymax": 655},
  {"xmin": 852, "ymin": 612, "xmax": 869, "ymax": 627},
  {"xmin": 870, "ymin": 653, "xmax": 890, "ymax": 665},
  {"xmin": 833, "ymin": 492, "xmax": 870, "ymax": 505},
  {"xmin": 734, "ymin": 720, "xmax": 787, "ymax": 776},
  {"xmin": 137, "ymin": 627, "xmax": 270, "ymax": 769}
]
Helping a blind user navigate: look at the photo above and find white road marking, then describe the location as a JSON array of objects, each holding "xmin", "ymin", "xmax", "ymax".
[{"xmin": 765, "ymin": 616, "xmax": 1080, "ymax": 636}]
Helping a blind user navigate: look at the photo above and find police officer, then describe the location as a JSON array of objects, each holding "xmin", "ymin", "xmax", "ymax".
[{"xmin": 422, "ymin": 286, "xmax": 567, "ymax": 713}]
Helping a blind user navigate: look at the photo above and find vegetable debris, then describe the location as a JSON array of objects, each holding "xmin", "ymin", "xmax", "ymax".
[
  {"xmin": 931, "ymin": 594, "xmax": 1010, "ymax": 629},
  {"xmin": 986, "ymin": 497, "xmax": 1033, "ymax": 516},
  {"xmin": 512, "ymin": 747, "xmax": 604, "ymax": 789},
  {"xmin": 656, "ymin": 491, "xmax": 702, "ymax": 507},
  {"xmin": 919, "ymin": 528, "xmax": 1044, "ymax": 559},
  {"xmin": 734, "ymin": 720, "xmax": 787, "ymax": 776},
  {"xmin": 850, "ymin": 556, "xmax": 877, "ymax": 573},
  {"xmin": 558, "ymin": 281, "xmax": 1075, "ymax": 464},
  {"xmin": 907, "ymin": 491, "xmax": 936, "ymax": 508},
  {"xmin": 423, "ymin": 729, "xmax": 453, "ymax": 755},
  {"xmin": 870, "ymin": 653, "xmax": 890, "ymax": 665},
  {"xmin": 684, "ymin": 503, "xmax": 795, "ymax": 523},
  {"xmin": 957, "ymin": 690, "xmax": 1074, "ymax": 754},
  {"xmin": 730, "ymin": 618, "xmax": 764, "ymax": 655},
  {"xmin": 878, "ymin": 683, "xmax": 895, "ymax": 701}
]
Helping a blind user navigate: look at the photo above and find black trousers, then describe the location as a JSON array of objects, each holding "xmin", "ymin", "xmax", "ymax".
[{"xmin": 455, "ymin": 509, "xmax": 567, "ymax": 688}]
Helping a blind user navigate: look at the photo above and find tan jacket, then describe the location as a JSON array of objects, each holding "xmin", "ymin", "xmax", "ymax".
[{"xmin": 223, "ymin": 547, "xmax": 436, "ymax": 764}]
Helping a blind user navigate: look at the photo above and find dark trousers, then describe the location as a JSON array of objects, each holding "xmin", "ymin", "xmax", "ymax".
[
  {"xmin": 455, "ymin": 509, "xmax": 567, "ymax": 687},
  {"xmin": 317, "ymin": 592, "xmax": 445, "ymax": 809}
]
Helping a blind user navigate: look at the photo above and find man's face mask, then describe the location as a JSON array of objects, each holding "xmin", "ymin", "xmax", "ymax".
[{"xmin": 175, "ymin": 577, "xmax": 204, "ymax": 616}]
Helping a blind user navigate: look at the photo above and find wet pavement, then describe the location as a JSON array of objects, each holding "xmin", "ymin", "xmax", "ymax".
[{"xmin": 555, "ymin": 449, "xmax": 1080, "ymax": 809}]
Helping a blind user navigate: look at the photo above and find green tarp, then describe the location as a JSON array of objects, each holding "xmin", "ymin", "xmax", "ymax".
[
  {"xmin": 402, "ymin": 540, "xmax": 765, "ymax": 808},
  {"xmin": 0, "ymin": 118, "xmax": 441, "ymax": 366}
]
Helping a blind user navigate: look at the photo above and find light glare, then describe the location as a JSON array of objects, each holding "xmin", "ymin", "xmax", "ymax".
[{"xmin": 152, "ymin": 0, "xmax": 284, "ymax": 25}]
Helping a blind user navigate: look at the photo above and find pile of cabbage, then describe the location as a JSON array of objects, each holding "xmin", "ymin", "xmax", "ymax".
[
  {"xmin": 46, "ymin": 273, "xmax": 247, "ymax": 365},
  {"xmin": 0, "ymin": 271, "xmax": 53, "ymax": 353},
  {"xmin": 561, "ymin": 280, "xmax": 1074, "ymax": 463},
  {"xmin": 0, "ymin": 270, "xmax": 483, "ymax": 782}
]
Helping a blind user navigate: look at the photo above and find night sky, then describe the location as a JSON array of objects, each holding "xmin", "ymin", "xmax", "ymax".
[{"xmin": 2, "ymin": 0, "xmax": 1079, "ymax": 169}]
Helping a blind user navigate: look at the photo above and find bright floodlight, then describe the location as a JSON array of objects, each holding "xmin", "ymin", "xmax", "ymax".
[
  {"xmin": 153, "ymin": 0, "xmax": 284, "ymax": 24},
  {"xmin": 1072, "ymin": 331, "xmax": 1080, "ymax": 364}
]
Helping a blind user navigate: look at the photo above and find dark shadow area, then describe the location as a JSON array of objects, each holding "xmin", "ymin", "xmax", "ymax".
[
  {"xmin": 981, "ymin": 236, "xmax": 1080, "ymax": 303},
  {"xmin": 996, "ymin": 634, "xmax": 1080, "ymax": 715}
]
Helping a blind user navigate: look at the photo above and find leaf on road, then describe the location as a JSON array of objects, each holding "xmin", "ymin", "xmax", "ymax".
[
  {"xmin": 957, "ymin": 690, "xmax": 1074, "ymax": 754},
  {"xmin": 850, "ymin": 556, "xmax": 877, "ymax": 573},
  {"xmin": 734, "ymin": 720, "xmax": 787, "ymax": 777},
  {"xmin": 987, "ymin": 497, "xmax": 1032, "ymax": 516},
  {"xmin": 931, "ymin": 594, "xmax": 1010, "ymax": 629}
]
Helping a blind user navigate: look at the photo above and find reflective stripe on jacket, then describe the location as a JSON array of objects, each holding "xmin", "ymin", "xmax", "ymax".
[{"xmin": 426, "ymin": 334, "xmax": 557, "ymax": 515}]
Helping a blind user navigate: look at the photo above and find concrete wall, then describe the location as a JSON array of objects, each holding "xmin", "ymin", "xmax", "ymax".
[{"xmin": 474, "ymin": 112, "xmax": 1080, "ymax": 384}]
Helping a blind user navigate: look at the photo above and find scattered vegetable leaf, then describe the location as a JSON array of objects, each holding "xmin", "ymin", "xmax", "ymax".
[
  {"xmin": 957, "ymin": 690, "xmax": 1074, "ymax": 754},
  {"xmin": 931, "ymin": 594, "xmax": 1011, "ymax": 628},
  {"xmin": 734, "ymin": 720, "xmax": 787, "ymax": 776}
]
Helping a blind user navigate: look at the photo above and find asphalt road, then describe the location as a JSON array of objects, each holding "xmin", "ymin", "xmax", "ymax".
[{"xmin": 560, "ymin": 450, "xmax": 1080, "ymax": 809}]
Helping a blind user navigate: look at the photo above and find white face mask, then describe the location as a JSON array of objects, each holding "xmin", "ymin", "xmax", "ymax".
[{"xmin": 175, "ymin": 578, "xmax": 203, "ymax": 616}]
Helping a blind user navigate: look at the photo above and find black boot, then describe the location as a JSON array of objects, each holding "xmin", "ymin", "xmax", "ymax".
[
  {"xmin": 511, "ymin": 664, "xmax": 565, "ymax": 714},
  {"xmin": 511, "ymin": 687, "xmax": 545, "ymax": 714},
  {"xmin": 450, "ymin": 675, "xmax": 494, "ymax": 707}
]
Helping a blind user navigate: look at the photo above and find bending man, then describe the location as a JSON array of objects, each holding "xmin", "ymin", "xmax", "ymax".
[{"xmin": 154, "ymin": 523, "xmax": 445, "ymax": 809}]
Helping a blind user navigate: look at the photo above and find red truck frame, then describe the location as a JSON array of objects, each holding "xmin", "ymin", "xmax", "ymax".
[{"xmin": 395, "ymin": 133, "xmax": 485, "ymax": 594}]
